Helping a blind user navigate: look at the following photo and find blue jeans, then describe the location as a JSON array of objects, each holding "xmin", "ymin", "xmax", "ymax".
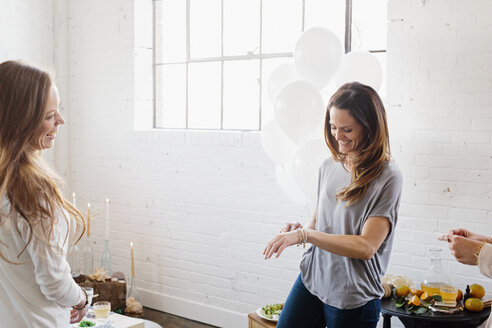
[{"xmin": 277, "ymin": 274, "xmax": 381, "ymax": 328}]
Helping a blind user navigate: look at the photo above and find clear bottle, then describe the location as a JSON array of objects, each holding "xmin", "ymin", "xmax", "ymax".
[
  {"xmin": 68, "ymin": 244, "xmax": 81, "ymax": 277},
  {"xmin": 80, "ymin": 239, "xmax": 94, "ymax": 275},
  {"xmin": 128, "ymin": 276, "xmax": 138, "ymax": 300},
  {"xmin": 421, "ymin": 248, "xmax": 452, "ymax": 296},
  {"xmin": 101, "ymin": 239, "xmax": 112, "ymax": 275}
]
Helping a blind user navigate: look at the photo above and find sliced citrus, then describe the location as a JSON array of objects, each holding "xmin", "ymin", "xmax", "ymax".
[
  {"xmin": 409, "ymin": 288, "xmax": 424, "ymax": 297},
  {"xmin": 408, "ymin": 295, "xmax": 421, "ymax": 306}
]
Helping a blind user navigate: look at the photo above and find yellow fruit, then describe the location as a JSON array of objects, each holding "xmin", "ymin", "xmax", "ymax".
[
  {"xmin": 395, "ymin": 285, "xmax": 410, "ymax": 298},
  {"xmin": 465, "ymin": 298, "xmax": 484, "ymax": 312},
  {"xmin": 470, "ymin": 284, "xmax": 485, "ymax": 299},
  {"xmin": 456, "ymin": 289, "xmax": 463, "ymax": 302},
  {"xmin": 409, "ymin": 288, "xmax": 424, "ymax": 297},
  {"xmin": 408, "ymin": 295, "xmax": 421, "ymax": 306},
  {"xmin": 420, "ymin": 291, "xmax": 430, "ymax": 301}
]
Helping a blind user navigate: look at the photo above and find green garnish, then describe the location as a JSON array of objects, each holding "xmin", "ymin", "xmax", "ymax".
[{"xmin": 79, "ymin": 320, "xmax": 96, "ymax": 327}]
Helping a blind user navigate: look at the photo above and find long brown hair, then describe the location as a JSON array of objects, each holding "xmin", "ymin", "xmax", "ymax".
[
  {"xmin": 0, "ymin": 60, "xmax": 85, "ymax": 262},
  {"xmin": 324, "ymin": 82, "xmax": 391, "ymax": 205}
]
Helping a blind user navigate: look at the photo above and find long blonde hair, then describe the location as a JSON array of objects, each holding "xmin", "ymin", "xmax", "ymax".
[
  {"xmin": 0, "ymin": 60, "xmax": 85, "ymax": 262},
  {"xmin": 324, "ymin": 82, "xmax": 391, "ymax": 206}
]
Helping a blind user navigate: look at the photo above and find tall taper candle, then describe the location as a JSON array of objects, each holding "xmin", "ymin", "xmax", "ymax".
[
  {"xmin": 72, "ymin": 192, "xmax": 76, "ymax": 208},
  {"xmin": 130, "ymin": 242, "xmax": 135, "ymax": 277},
  {"xmin": 105, "ymin": 198, "xmax": 110, "ymax": 240},
  {"xmin": 87, "ymin": 203, "xmax": 91, "ymax": 237}
]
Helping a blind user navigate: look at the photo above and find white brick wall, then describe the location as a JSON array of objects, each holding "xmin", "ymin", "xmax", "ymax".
[{"xmin": 2, "ymin": 0, "xmax": 492, "ymax": 327}]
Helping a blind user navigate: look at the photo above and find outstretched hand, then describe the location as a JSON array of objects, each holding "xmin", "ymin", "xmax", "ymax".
[
  {"xmin": 438, "ymin": 234, "xmax": 483, "ymax": 265},
  {"xmin": 263, "ymin": 230, "xmax": 299, "ymax": 259}
]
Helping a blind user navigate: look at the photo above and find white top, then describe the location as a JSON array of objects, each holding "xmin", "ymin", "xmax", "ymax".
[
  {"xmin": 478, "ymin": 243, "xmax": 492, "ymax": 328},
  {"xmin": 0, "ymin": 196, "xmax": 84, "ymax": 327}
]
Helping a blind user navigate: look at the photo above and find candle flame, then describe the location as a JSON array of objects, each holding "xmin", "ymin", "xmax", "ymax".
[
  {"xmin": 88, "ymin": 202, "xmax": 91, "ymax": 208},
  {"xmin": 106, "ymin": 197, "xmax": 110, "ymax": 204},
  {"xmin": 130, "ymin": 242, "xmax": 133, "ymax": 247},
  {"xmin": 72, "ymin": 192, "xmax": 76, "ymax": 198}
]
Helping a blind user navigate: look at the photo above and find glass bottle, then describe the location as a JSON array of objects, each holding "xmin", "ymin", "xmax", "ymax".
[
  {"xmin": 68, "ymin": 244, "xmax": 81, "ymax": 277},
  {"xmin": 128, "ymin": 276, "xmax": 138, "ymax": 300},
  {"xmin": 80, "ymin": 239, "xmax": 94, "ymax": 275},
  {"xmin": 101, "ymin": 239, "xmax": 112, "ymax": 275},
  {"xmin": 421, "ymin": 248, "xmax": 452, "ymax": 296}
]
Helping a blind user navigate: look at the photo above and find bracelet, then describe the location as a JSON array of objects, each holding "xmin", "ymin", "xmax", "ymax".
[
  {"xmin": 73, "ymin": 287, "xmax": 88, "ymax": 310},
  {"xmin": 296, "ymin": 228, "xmax": 302, "ymax": 247},
  {"xmin": 474, "ymin": 242, "xmax": 486, "ymax": 266}
]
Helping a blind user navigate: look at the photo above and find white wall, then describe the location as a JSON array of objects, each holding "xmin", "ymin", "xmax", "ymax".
[
  {"xmin": 0, "ymin": 0, "xmax": 56, "ymax": 164},
  {"xmin": 3, "ymin": 0, "xmax": 492, "ymax": 327}
]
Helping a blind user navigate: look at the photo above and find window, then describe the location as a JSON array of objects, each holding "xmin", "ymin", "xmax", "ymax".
[{"xmin": 153, "ymin": 0, "xmax": 387, "ymax": 130}]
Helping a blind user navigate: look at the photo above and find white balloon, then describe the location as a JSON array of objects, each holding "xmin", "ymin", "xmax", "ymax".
[
  {"xmin": 267, "ymin": 63, "xmax": 299, "ymax": 102},
  {"xmin": 294, "ymin": 27, "xmax": 343, "ymax": 89},
  {"xmin": 275, "ymin": 164, "xmax": 307, "ymax": 205},
  {"xmin": 292, "ymin": 139, "xmax": 331, "ymax": 202},
  {"xmin": 274, "ymin": 80, "xmax": 325, "ymax": 146},
  {"xmin": 260, "ymin": 121, "xmax": 298, "ymax": 166},
  {"xmin": 334, "ymin": 50, "xmax": 383, "ymax": 91}
]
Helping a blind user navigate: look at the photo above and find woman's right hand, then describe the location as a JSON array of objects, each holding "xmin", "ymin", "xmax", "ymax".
[
  {"xmin": 449, "ymin": 228, "xmax": 490, "ymax": 243},
  {"xmin": 281, "ymin": 222, "xmax": 302, "ymax": 233},
  {"xmin": 70, "ymin": 306, "xmax": 88, "ymax": 324}
]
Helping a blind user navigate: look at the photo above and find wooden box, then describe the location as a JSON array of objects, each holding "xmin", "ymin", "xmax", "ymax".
[
  {"xmin": 248, "ymin": 313, "xmax": 277, "ymax": 328},
  {"xmin": 79, "ymin": 279, "xmax": 126, "ymax": 311}
]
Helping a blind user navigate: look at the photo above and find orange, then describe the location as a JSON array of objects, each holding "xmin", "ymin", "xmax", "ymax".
[
  {"xmin": 465, "ymin": 298, "xmax": 484, "ymax": 312},
  {"xmin": 409, "ymin": 288, "xmax": 424, "ymax": 297},
  {"xmin": 470, "ymin": 284, "xmax": 485, "ymax": 299},
  {"xmin": 395, "ymin": 285, "xmax": 410, "ymax": 298},
  {"xmin": 408, "ymin": 295, "xmax": 421, "ymax": 306},
  {"xmin": 456, "ymin": 289, "xmax": 463, "ymax": 302},
  {"xmin": 420, "ymin": 292, "xmax": 430, "ymax": 301}
]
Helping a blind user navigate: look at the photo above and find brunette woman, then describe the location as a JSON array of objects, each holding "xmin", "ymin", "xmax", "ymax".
[{"xmin": 264, "ymin": 82, "xmax": 403, "ymax": 328}]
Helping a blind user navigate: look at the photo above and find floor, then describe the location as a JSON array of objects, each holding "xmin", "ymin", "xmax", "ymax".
[{"xmin": 142, "ymin": 307, "xmax": 219, "ymax": 328}]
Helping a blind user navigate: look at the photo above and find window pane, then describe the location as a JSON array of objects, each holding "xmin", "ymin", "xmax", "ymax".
[
  {"xmin": 262, "ymin": 0, "xmax": 302, "ymax": 53},
  {"xmin": 304, "ymin": 0, "xmax": 345, "ymax": 41},
  {"xmin": 261, "ymin": 57, "xmax": 293, "ymax": 126},
  {"xmin": 352, "ymin": 0, "xmax": 388, "ymax": 50},
  {"xmin": 223, "ymin": 60, "xmax": 260, "ymax": 130},
  {"xmin": 155, "ymin": 0, "xmax": 186, "ymax": 63},
  {"xmin": 155, "ymin": 64, "xmax": 187, "ymax": 129},
  {"xmin": 190, "ymin": 0, "xmax": 221, "ymax": 59},
  {"xmin": 223, "ymin": 0, "xmax": 260, "ymax": 56},
  {"xmin": 188, "ymin": 62, "xmax": 221, "ymax": 129}
]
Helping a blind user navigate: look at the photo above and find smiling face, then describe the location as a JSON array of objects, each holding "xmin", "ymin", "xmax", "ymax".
[
  {"xmin": 32, "ymin": 85, "xmax": 65, "ymax": 150},
  {"xmin": 329, "ymin": 106, "xmax": 364, "ymax": 158}
]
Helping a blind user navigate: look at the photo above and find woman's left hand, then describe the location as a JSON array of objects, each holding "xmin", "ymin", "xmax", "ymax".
[{"xmin": 263, "ymin": 230, "xmax": 299, "ymax": 259}]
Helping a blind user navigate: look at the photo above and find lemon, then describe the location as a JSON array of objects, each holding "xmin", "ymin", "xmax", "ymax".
[
  {"xmin": 470, "ymin": 284, "xmax": 485, "ymax": 299},
  {"xmin": 395, "ymin": 285, "xmax": 410, "ymax": 298},
  {"xmin": 465, "ymin": 298, "xmax": 484, "ymax": 312}
]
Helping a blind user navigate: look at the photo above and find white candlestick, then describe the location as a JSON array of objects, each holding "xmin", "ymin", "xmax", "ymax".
[
  {"xmin": 72, "ymin": 192, "xmax": 76, "ymax": 208},
  {"xmin": 105, "ymin": 198, "xmax": 110, "ymax": 240}
]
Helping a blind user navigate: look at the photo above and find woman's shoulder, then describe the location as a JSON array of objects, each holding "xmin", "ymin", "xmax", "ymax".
[{"xmin": 379, "ymin": 160, "xmax": 403, "ymax": 186}]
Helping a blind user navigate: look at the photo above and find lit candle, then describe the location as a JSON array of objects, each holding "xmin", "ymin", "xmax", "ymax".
[
  {"xmin": 72, "ymin": 192, "xmax": 76, "ymax": 208},
  {"xmin": 105, "ymin": 198, "xmax": 110, "ymax": 240},
  {"xmin": 87, "ymin": 203, "xmax": 91, "ymax": 237},
  {"xmin": 130, "ymin": 242, "xmax": 135, "ymax": 278}
]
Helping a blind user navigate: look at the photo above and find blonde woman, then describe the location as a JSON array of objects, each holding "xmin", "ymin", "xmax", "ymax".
[
  {"xmin": 264, "ymin": 82, "xmax": 403, "ymax": 327},
  {"xmin": 0, "ymin": 61, "xmax": 87, "ymax": 327}
]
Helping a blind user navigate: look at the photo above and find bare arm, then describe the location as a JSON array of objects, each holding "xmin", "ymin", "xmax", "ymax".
[
  {"xmin": 307, "ymin": 216, "xmax": 391, "ymax": 260},
  {"xmin": 264, "ymin": 216, "xmax": 390, "ymax": 260}
]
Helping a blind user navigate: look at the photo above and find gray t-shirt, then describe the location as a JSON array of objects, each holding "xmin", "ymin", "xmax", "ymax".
[{"xmin": 300, "ymin": 158, "xmax": 403, "ymax": 309}]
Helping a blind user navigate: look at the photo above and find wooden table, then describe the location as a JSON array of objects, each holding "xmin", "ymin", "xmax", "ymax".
[
  {"xmin": 381, "ymin": 298, "xmax": 490, "ymax": 328},
  {"xmin": 248, "ymin": 313, "xmax": 277, "ymax": 328}
]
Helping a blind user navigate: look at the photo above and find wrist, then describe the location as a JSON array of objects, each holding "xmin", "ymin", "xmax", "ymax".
[{"xmin": 73, "ymin": 288, "xmax": 88, "ymax": 310}]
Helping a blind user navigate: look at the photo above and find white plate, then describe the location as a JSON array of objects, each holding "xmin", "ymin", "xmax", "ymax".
[{"xmin": 256, "ymin": 307, "xmax": 280, "ymax": 322}]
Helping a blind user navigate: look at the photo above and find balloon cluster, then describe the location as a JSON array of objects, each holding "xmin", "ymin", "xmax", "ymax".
[{"xmin": 260, "ymin": 27, "xmax": 383, "ymax": 208}]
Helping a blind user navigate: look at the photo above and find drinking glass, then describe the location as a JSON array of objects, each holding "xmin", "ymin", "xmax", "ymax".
[
  {"xmin": 82, "ymin": 287, "xmax": 94, "ymax": 306},
  {"xmin": 93, "ymin": 301, "xmax": 111, "ymax": 319},
  {"xmin": 440, "ymin": 285, "xmax": 458, "ymax": 304}
]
